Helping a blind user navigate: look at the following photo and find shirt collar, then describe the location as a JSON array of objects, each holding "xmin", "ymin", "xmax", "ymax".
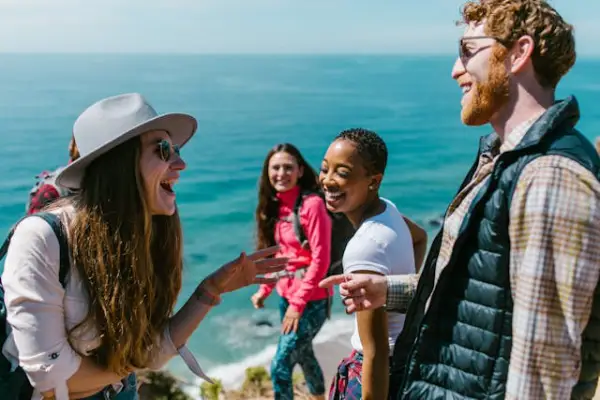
[
  {"xmin": 276, "ymin": 185, "xmax": 301, "ymax": 206},
  {"xmin": 498, "ymin": 111, "xmax": 545, "ymax": 154}
]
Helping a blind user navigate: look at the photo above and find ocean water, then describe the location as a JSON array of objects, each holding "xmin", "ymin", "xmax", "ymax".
[{"xmin": 0, "ymin": 54, "xmax": 599, "ymax": 388}]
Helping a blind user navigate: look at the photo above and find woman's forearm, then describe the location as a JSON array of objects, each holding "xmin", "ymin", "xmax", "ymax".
[
  {"xmin": 413, "ymin": 238, "xmax": 427, "ymax": 273},
  {"xmin": 168, "ymin": 281, "xmax": 218, "ymax": 349},
  {"xmin": 402, "ymin": 216, "xmax": 428, "ymax": 272},
  {"xmin": 64, "ymin": 283, "xmax": 216, "ymax": 396},
  {"xmin": 357, "ymin": 307, "xmax": 389, "ymax": 400},
  {"xmin": 170, "ymin": 247, "xmax": 285, "ymax": 347},
  {"xmin": 62, "ymin": 357, "xmax": 126, "ymax": 395}
]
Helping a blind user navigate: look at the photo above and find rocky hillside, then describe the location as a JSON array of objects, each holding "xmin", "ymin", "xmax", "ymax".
[{"xmin": 138, "ymin": 366, "xmax": 311, "ymax": 400}]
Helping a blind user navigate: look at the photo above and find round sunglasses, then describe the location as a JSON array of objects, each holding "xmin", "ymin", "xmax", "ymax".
[
  {"xmin": 459, "ymin": 35, "xmax": 509, "ymax": 61},
  {"xmin": 157, "ymin": 139, "xmax": 180, "ymax": 162}
]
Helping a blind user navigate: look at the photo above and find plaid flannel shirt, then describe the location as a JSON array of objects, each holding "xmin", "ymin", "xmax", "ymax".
[{"xmin": 387, "ymin": 115, "xmax": 600, "ymax": 398}]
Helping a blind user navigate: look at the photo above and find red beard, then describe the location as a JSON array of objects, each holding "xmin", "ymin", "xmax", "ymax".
[{"xmin": 461, "ymin": 47, "xmax": 510, "ymax": 126}]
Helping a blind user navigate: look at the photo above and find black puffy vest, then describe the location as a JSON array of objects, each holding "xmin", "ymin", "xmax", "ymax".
[{"xmin": 390, "ymin": 96, "xmax": 600, "ymax": 399}]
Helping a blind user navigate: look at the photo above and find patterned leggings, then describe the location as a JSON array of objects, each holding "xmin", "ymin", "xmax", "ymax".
[{"xmin": 271, "ymin": 297, "xmax": 329, "ymax": 400}]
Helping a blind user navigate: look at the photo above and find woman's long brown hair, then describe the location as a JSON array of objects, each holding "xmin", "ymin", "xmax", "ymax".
[
  {"xmin": 255, "ymin": 143, "xmax": 318, "ymax": 250},
  {"xmin": 62, "ymin": 136, "xmax": 183, "ymax": 375}
]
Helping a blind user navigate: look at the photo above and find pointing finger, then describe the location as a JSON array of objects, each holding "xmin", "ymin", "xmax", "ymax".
[
  {"xmin": 340, "ymin": 279, "xmax": 369, "ymax": 292},
  {"xmin": 319, "ymin": 274, "xmax": 350, "ymax": 289}
]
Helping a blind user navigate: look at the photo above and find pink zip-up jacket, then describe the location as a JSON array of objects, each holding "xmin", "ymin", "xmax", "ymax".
[{"xmin": 257, "ymin": 185, "xmax": 333, "ymax": 314}]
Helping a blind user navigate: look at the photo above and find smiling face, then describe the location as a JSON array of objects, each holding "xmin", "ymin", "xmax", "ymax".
[
  {"xmin": 139, "ymin": 130, "xmax": 186, "ymax": 216},
  {"xmin": 451, "ymin": 22, "xmax": 510, "ymax": 126},
  {"xmin": 268, "ymin": 151, "xmax": 303, "ymax": 193},
  {"xmin": 319, "ymin": 139, "xmax": 380, "ymax": 215}
]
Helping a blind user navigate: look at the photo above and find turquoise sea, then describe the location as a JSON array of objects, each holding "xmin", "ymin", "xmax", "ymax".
[{"xmin": 1, "ymin": 54, "xmax": 599, "ymax": 389}]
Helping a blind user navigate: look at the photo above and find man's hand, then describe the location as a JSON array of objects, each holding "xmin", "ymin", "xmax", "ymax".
[{"xmin": 319, "ymin": 273, "xmax": 388, "ymax": 313}]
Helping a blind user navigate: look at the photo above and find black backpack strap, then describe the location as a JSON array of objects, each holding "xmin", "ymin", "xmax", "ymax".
[
  {"xmin": 0, "ymin": 213, "xmax": 69, "ymax": 288},
  {"xmin": 292, "ymin": 191, "xmax": 309, "ymax": 248}
]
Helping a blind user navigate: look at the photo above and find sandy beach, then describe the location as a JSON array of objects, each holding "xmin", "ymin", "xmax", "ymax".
[{"xmin": 312, "ymin": 332, "xmax": 353, "ymax": 389}]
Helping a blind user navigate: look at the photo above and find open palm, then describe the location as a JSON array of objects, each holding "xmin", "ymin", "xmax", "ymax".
[{"xmin": 204, "ymin": 245, "xmax": 287, "ymax": 295}]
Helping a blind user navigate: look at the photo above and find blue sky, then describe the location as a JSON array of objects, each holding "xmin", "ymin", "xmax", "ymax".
[{"xmin": 0, "ymin": 0, "xmax": 597, "ymax": 55}]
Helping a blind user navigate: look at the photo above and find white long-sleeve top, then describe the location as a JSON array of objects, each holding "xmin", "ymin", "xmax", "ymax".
[{"xmin": 1, "ymin": 207, "xmax": 210, "ymax": 400}]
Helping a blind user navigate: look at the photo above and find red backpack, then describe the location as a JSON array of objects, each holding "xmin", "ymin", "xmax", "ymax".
[{"xmin": 26, "ymin": 167, "xmax": 72, "ymax": 215}]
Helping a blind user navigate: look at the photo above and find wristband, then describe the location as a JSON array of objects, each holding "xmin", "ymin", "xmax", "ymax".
[{"xmin": 195, "ymin": 283, "xmax": 222, "ymax": 306}]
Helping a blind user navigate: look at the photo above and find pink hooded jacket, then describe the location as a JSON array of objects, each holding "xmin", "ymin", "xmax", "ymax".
[{"xmin": 257, "ymin": 185, "xmax": 333, "ymax": 314}]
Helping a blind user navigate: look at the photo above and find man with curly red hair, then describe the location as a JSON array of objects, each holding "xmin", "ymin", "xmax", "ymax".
[{"xmin": 321, "ymin": 1, "xmax": 600, "ymax": 399}]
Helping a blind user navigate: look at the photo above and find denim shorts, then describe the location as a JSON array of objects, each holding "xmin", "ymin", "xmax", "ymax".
[{"xmin": 79, "ymin": 373, "xmax": 138, "ymax": 400}]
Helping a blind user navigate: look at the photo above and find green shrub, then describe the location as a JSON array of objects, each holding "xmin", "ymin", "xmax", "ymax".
[
  {"xmin": 292, "ymin": 371, "xmax": 305, "ymax": 385},
  {"xmin": 242, "ymin": 366, "xmax": 270, "ymax": 391},
  {"xmin": 139, "ymin": 370, "xmax": 192, "ymax": 400},
  {"xmin": 200, "ymin": 379, "xmax": 224, "ymax": 400}
]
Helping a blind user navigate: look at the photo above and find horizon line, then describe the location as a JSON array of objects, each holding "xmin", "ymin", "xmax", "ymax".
[{"xmin": 0, "ymin": 51, "xmax": 599, "ymax": 59}]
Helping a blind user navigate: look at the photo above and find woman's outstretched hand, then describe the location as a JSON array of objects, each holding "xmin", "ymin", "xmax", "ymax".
[{"xmin": 202, "ymin": 246, "xmax": 287, "ymax": 296}]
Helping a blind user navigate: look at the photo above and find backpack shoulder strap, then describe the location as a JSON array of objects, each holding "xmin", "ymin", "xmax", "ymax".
[
  {"xmin": 35, "ymin": 213, "xmax": 69, "ymax": 287},
  {"xmin": 292, "ymin": 191, "xmax": 310, "ymax": 247},
  {"xmin": 0, "ymin": 213, "xmax": 69, "ymax": 288}
]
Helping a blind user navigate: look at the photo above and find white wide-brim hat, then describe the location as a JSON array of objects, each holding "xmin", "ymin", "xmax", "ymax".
[{"xmin": 55, "ymin": 92, "xmax": 197, "ymax": 190}]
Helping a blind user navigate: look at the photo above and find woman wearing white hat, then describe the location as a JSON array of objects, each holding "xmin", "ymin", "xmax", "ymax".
[{"xmin": 0, "ymin": 93, "xmax": 286, "ymax": 400}]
